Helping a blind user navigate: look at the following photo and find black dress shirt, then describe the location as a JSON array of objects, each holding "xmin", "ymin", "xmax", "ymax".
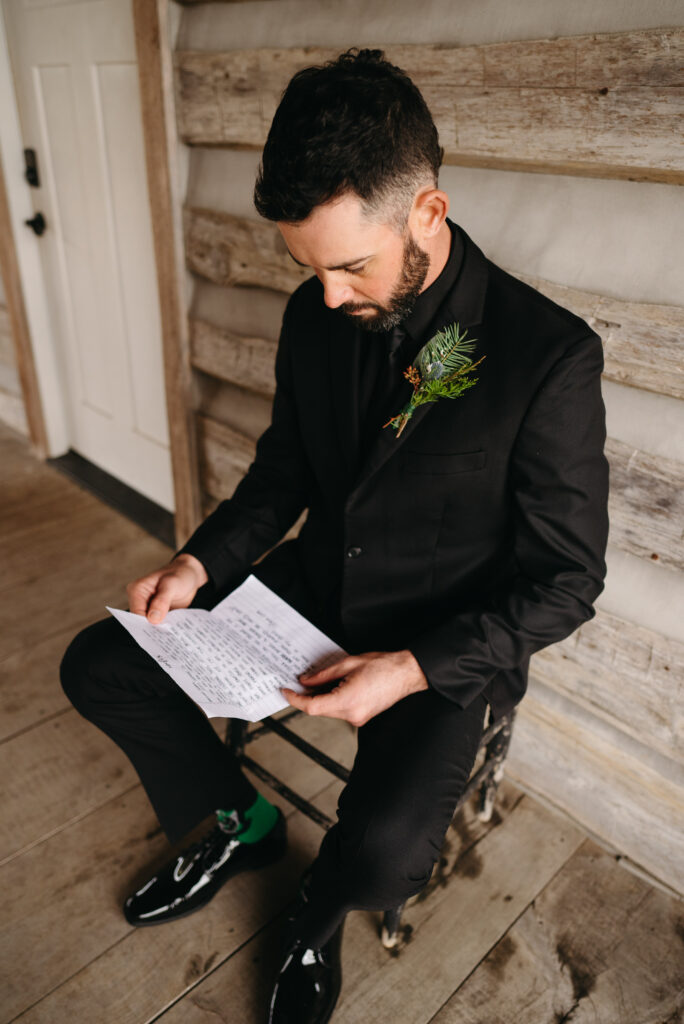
[{"xmin": 356, "ymin": 219, "xmax": 465, "ymax": 470}]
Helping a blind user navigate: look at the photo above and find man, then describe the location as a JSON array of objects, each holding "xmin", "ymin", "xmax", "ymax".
[{"xmin": 61, "ymin": 48, "xmax": 609, "ymax": 1023}]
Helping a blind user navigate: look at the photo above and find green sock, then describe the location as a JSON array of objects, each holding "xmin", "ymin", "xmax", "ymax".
[{"xmin": 216, "ymin": 792, "xmax": 278, "ymax": 844}]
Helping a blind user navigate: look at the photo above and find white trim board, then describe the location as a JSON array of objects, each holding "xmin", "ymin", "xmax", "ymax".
[{"xmin": 0, "ymin": 1, "xmax": 68, "ymax": 454}]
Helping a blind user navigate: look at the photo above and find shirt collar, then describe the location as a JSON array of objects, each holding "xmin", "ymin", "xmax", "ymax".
[{"xmin": 401, "ymin": 218, "xmax": 465, "ymax": 347}]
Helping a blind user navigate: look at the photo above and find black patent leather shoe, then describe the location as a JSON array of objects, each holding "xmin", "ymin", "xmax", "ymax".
[
  {"xmin": 123, "ymin": 808, "xmax": 287, "ymax": 926},
  {"xmin": 266, "ymin": 918, "xmax": 344, "ymax": 1024}
]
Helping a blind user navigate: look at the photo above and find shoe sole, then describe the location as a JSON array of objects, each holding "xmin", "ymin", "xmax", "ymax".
[
  {"xmin": 267, "ymin": 970, "xmax": 341, "ymax": 1024},
  {"xmin": 125, "ymin": 818, "xmax": 287, "ymax": 928}
]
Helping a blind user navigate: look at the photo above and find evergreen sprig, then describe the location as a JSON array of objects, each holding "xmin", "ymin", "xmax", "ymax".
[{"xmin": 384, "ymin": 322, "xmax": 484, "ymax": 437}]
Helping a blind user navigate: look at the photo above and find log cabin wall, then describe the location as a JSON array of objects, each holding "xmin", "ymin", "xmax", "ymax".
[
  {"xmin": 0, "ymin": 271, "xmax": 28, "ymax": 436},
  {"xmin": 170, "ymin": 1, "xmax": 684, "ymax": 894}
]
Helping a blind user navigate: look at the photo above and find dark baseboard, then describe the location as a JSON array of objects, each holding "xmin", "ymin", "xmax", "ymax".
[{"xmin": 48, "ymin": 449, "xmax": 175, "ymax": 549}]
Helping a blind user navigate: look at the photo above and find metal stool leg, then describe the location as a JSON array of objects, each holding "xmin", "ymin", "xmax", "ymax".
[
  {"xmin": 381, "ymin": 902, "xmax": 406, "ymax": 948},
  {"xmin": 225, "ymin": 717, "xmax": 248, "ymax": 758},
  {"xmin": 478, "ymin": 710, "xmax": 516, "ymax": 822}
]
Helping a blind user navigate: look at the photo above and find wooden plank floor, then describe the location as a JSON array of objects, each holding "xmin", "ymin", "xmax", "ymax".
[{"xmin": 1, "ymin": 420, "xmax": 682, "ymax": 1024}]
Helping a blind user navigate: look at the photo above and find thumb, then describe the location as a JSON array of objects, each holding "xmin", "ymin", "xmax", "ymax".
[
  {"xmin": 300, "ymin": 656, "xmax": 354, "ymax": 686},
  {"xmin": 146, "ymin": 576, "xmax": 178, "ymax": 624}
]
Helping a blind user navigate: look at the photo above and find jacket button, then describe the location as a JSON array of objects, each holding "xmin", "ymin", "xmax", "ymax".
[{"xmin": 346, "ymin": 545, "xmax": 362, "ymax": 559}]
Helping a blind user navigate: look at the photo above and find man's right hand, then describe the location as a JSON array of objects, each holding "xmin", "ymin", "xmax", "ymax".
[{"xmin": 126, "ymin": 553, "xmax": 209, "ymax": 624}]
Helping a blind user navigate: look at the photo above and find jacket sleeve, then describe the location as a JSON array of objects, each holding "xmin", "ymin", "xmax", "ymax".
[
  {"xmin": 408, "ymin": 329, "xmax": 610, "ymax": 709},
  {"xmin": 177, "ymin": 311, "xmax": 314, "ymax": 591}
]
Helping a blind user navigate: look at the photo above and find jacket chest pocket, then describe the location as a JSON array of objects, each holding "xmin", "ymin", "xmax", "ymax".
[{"xmin": 401, "ymin": 449, "xmax": 487, "ymax": 475}]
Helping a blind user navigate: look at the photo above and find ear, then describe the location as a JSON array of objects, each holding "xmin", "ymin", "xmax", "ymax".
[{"xmin": 409, "ymin": 187, "xmax": 449, "ymax": 243}]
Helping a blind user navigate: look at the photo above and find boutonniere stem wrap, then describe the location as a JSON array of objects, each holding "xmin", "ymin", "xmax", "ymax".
[{"xmin": 383, "ymin": 322, "xmax": 485, "ymax": 437}]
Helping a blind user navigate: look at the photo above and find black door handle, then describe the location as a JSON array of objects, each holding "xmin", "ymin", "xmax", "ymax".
[
  {"xmin": 24, "ymin": 148, "xmax": 40, "ymax": 187},
  {"xmin": 25, "ymin": 212, "xmax": 47, "ymax": 236}
]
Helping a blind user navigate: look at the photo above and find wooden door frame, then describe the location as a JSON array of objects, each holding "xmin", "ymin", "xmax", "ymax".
[
  {"xmin": 133, "ymin": 0, "xmax": 201, "ymax": 544},
  {"xmin": 0, "ymin": 0, "xmax": 201, "ymax": 543},
  {"xmin": 0, "ymin": 1, "xmax": 66, "ymax": 457}
]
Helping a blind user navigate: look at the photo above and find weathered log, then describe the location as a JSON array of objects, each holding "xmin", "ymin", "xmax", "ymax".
[
  {"xmin": 0, "ymin": 303, "xmax": 13, "ymax": 368},
  {"xmin": 191, "ymin": 316, "xmax": 277, "ymax": 397},
  {"xmin": 196, "ymin": 413, "xmax": 255, "ymax": 502},
  {"xmin": 513, "ymin": 275, "xmax": 684, "ymax": 401},
  {"xmin": 196, "ymin": 373, "xmax": 273, "ymax": 442},
  {"xmin": 507, "ymin": 682, "xmax": 684, "ymax": 895},
  {"xmin": 185, "ymin": 210, "xmax": 684, "ymax": 401},
  {"xmin": 531, "ymin": 608, "xmax": 684, "ymax": 764},
  {"xmin": 197, "ymin": 413, "xmax": 306, "ymax": 541},
  {"xmin": 184, "ymin": 207, "xmax": 308, "ymax": 293},
  {"xmin": 175, "ymin": 30, "xmax": 684, "ymax": 183},
  {"xmin": 177, "ymin": 0, "xmax": 277, "ymax": 4},
  {"xmin": 0, "ymin": 389, "xmax": 27, "ymax": 435},
  {"xmin": 196, "ymin": 409, "xmax": 684, "ymax": 574},
  {"xmin": 606, "ymin": 437, "xmax": 684, "ymax": 573}
]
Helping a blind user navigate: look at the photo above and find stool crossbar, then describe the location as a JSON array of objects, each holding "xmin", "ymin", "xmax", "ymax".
[{"xmin": 225, "ymin": 706, "xmax": 516, "ymax": 946}]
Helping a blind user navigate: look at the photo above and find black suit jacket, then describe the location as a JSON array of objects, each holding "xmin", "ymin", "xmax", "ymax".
[{"xmin": 181, "ymin": 226, "xmax": 609, "ymax": 718}]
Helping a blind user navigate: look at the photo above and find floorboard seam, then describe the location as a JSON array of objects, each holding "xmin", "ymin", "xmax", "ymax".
[
  {"xmin": 146, "ymin": 910, "xmax": 290, "ymax": 1024},
  {"xmin": 401, "ymin": 789, "xmax": 527, "ymax": 935},
  {"xmin": 0, "ymin": 781, "xmax": 144, "ymax": 869},
  {"xmin": 421, "ymin": 832, "xmax": 585, "ymax": 1024},
  {"xmin": 7, "ymin": 922, "xmax": 146, "ymax": 1024},
  {"xmin": 0, "ymin": 705, "xmax": 71, "ymax": 747},
  {"xmin": 0, "ymin": 614, "xmax": 103, "ymax": 670},
  {"xmin": 0, "ymin": 618, "xmax": 106, "ymax": 667}
]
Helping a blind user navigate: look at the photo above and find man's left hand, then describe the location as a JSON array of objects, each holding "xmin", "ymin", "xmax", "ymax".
[{"xmin": 281, "ymin": 650, "xmax": 429, "ymax": 727}]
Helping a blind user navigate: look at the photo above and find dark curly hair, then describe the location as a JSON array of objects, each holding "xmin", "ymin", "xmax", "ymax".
[{"xmin": 253, "ymin": 48, "xmax": 443, "ymax": 228}]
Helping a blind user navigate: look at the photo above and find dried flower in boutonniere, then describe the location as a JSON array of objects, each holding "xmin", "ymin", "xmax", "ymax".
[{"xmin": 383, "ymin": 322, "xmax": 485, "ymax": 437}]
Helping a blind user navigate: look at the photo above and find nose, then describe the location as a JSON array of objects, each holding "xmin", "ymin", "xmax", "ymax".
[{"xmin": 320, "ymin": 273, "xmax": 354, "ymax": 309}]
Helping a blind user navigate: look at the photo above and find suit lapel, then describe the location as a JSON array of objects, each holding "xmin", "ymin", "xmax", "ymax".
[
  {"xmin": 328, "ymin": 314, "xmax": 363, "ymax": 483},
  {"xmin": 350, "ymin": 227, "xmax": 491, "ymax": 494}
]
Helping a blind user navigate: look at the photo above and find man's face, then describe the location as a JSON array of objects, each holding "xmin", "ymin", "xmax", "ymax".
[{"xmin": 278, "ymin": 193, "xmax": 430, "ymax": 332}]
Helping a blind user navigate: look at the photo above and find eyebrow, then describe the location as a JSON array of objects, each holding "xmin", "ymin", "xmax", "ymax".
[{"xmin": 287, "ymin": 249, "xmax": 371, "ymax": 271}]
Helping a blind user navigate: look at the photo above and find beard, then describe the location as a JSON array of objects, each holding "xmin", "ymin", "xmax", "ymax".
[{"xmin": 337, "ymin": 233, "xmax": 431, "ymax": 333}]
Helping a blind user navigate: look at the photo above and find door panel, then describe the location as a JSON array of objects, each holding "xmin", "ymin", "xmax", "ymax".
[{"xmin": 3, "ymin": 0, "xmax": 173, "ymax": 509}]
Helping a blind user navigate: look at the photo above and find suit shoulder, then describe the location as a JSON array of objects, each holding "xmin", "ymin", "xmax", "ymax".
[
  {"xmin": 283, "ymin": 275, "xmax": 326, "ymax": 329},
  {"xmin": 486, "ymin": 261, "xmax": 599, "ymax": 347}
]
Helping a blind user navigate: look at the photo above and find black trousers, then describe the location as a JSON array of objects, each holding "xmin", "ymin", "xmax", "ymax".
[{"xmin": 60, "ymin": 594, "xmax": 487, "ymax": 949}]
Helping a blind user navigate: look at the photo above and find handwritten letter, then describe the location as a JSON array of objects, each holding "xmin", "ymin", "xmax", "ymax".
[{"xmin": 107, "ymin": 575, "xmax": 346, "ymax": 721}]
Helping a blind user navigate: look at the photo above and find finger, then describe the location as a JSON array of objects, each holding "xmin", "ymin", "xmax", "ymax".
[
  {"xmin": 282, "ymin": 687, "xmax": 347, "ymax": 720},
  {"xmin": 127, "ymin": 589, "xmax": 149, "ymax": 618},
  {"xmin": 146, "ymin": 576, "xmax": 180, "ymax": 623},
  {"xmin": 282, "ymin": 688, "xmax": 305, "ymax": 709},
  {"xmin": 127, "ymin": 574, "xmax": 162, "ymax": 617},
  {"xmin": 299, "ymin": 656, "xmax": 358, "ymax": 684},
  {"xmin": 282, "ymin": 688, "xmax": 319, "ymax": 713}
]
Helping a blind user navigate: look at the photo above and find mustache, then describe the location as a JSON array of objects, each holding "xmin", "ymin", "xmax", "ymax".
[{"xmin": 338, "ymin": 301, "xmax": 383, "ymax": 315}]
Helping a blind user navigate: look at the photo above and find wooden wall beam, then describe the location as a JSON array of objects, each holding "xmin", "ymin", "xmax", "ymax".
[
  {"xmin": 185, "ymin": 210, "xmax": 684, "ymax": 402},
  {"xmin": 191, "ymin": 317, "xmax": 276, "ymax": 398},
  {"xmin": 514, "ymin": 274, "xmax": 684, "ymax": 401},
  {"xmin": 196, "ymin": 412, "xmax": 311, "ymax": 545},
  {"xmin": 175, "ymin": 29, "xmax": 684, "ymax": 184},
  {"xmin": 177, "ymin": 0, "xmax": 278, "ymax": 4},
  {"xmin": 508, "ymin": 683, "xmax": 684, "ymax": 896},
  {"xmin": 0, "ymin": 303, "xmax": 28, "ymax": 434},
  {"xmin": 531, "ymin": 607, "xmax": 684, "ymax": 765},
  {"xmin": 197, "ymin": 413, "xmax": 255, "ymax": 502},
  {"xmin": 0, "ymin": 303, "xmax": 13, "ymax": 366},
  {"xmin": 196, "ymin": 411, "xmax": 684, "ymax": 574},
  {"xmin": 185, "ymin": 207, "xmax": 308, "ymax": 294},
  {"xmin": 606, "ymin": 438, "xmax": 684, "ymax": 573},
  {"xmin": 132, "ymin": 0, "xmax": 202, "ymax": 546},
  {"xmin": 0, "ymin": 155, "xmax": 47, "ymax": 452}
]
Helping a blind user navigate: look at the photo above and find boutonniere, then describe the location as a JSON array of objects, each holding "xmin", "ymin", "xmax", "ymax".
[{"xmin": 383, "ymin": 322, "xmax": 485, "ymax": 437}]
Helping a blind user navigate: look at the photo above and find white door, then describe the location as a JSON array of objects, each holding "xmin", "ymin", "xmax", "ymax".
[{"xmin": 2, "ymin": 0, "xmax": 173, "ymax": 510}]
